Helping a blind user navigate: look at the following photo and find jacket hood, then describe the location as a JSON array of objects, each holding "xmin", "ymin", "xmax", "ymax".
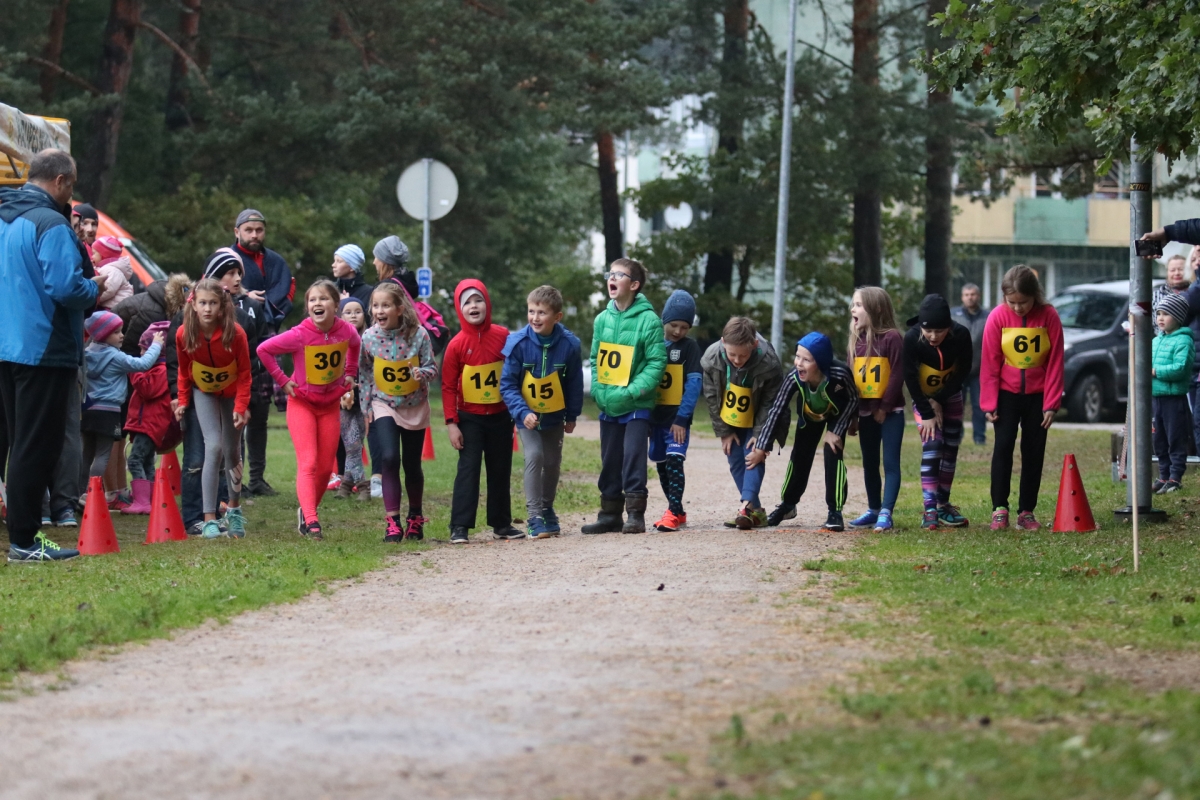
[
  {"xmin": 146, "ymin": 279, "xmax": 168, "ymax": 306},
  {"xmin": 607, "ymin": 292, "xmax": 656, "ymax": 318},
  {"xmin": 0, "ymin": 184, "xmax": 66, "ymax": 224},
  {"xmin": 453, "ymin": 279, "xmax": 493, "ymax": 332},
  {"xmin": 104, "ymin": 255, "xmax": 133, "ymax": 279}
]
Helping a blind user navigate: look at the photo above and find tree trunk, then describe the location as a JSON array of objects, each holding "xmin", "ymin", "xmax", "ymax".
[
  {"xmin": 39, "ymin": 0, "xmax": 72, "ymax": 103},
  {"xmin": 596, "ymin": 130, "xmax": 624, "ymax": 266},
  {"xmin": 78, "ymin": 0, "xmax": 142, "ymax": 208},
  {"xmin": 165, "ymin": 0, "xmax": 202, "ymax": 131},
  {"xmin": 851, "ymin": 0, "xmax": 882, "ymax": 288},
  {"xmin": 923, "ymin": 0, "xmax": 954, "ymax": 298}
]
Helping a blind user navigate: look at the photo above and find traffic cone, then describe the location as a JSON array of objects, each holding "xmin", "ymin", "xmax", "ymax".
[
  {"xmin": 161, "ymin": 449, "xmax": 182, "ymax": 496},
  {"xmin": 512, "ymin": 426, "xmax": 520, "ymax": 452},
  {"xmin": 1053, "ymin": 454, "xmax": 1098, "ymax": 533},
  {"xmin": 422, "ymin": 427, "xmax": 436, "ymax": 461},
  {"xmin": 145, "ymin": 467, "xmax": 187, "ymax": 544},
  {"xmin": 78, "ymin": 476, "xmax": 119, "ymax": 555}
]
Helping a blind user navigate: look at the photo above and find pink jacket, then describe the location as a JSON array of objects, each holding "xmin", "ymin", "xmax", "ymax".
[
  {"xmin": 257, "ymin": 317, "xmax": 361, "ymax": 409},
  {"xmin": 979, "ymin": 302, "xmax": 1065, "ymax": 413},
  {"xmin": 96, "ymin": 257, "xmax": 134, "ymax": 309}
]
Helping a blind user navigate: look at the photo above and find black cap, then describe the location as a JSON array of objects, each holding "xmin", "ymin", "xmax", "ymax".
[
  {"xmin": 906, "ymin": 294, "xmax": 952, "ymax": 329},
  {"xmin": 72, "ymin": 203, "xmax": 98, "ymax": 221}
]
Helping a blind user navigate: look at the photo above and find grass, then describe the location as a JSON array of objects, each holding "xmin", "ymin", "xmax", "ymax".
[
  {"xmin": 706, "ymin": 424, "xmax": 1200, "ymax": 799},
  {"xmin": 0, "ymin": 398, "xmax": 599, "ymax": 687}
]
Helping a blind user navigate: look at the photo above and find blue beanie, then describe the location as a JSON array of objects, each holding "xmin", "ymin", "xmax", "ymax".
[
  {"xmin": 797, "ymin": 332, "xmax": 833, "ymax": 376},
  {"xmin": 335, "ymin": 244, "xmax": 365, "ymax": 273},
  {"xmin": 338, "ymin": 296, "xmax": 364, "ymax": 313},
  {"xmin": 661, "ymin": 289, "xmax": 696, "ymax": 326}
]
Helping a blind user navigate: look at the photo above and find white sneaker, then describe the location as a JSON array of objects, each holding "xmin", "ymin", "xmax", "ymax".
[{"xmin": 370, "ymin": 475, "xmax": 382, "ymax": 499}]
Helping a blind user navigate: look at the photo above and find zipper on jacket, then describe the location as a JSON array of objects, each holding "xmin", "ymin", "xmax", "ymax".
[{"xmin": 1020, "ymin": 313, "xmax": 1027, "ymax": 395}]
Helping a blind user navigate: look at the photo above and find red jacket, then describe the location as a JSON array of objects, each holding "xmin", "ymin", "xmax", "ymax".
[
  {"xmin": 125, "ymin": 361, "xmax": 175, "ymax": 448},
  {"xmin": 176, "ymin": 323, "xmax": 253, "ymax": 415},
  {"xmin": 979, "ymin": 302, "xmax": 1065, "ymax": 413},
  {"xmin": 441, "ymin": 279, "xmax": 510, "ymax": 423}
]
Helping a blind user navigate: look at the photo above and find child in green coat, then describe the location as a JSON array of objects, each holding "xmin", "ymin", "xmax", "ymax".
[{"xmin": 1151, "ymin": 293, "xmax": 1196, "ymax": 493}]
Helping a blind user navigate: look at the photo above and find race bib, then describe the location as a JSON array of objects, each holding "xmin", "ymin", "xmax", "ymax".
[
  {"xmin": 462, "ymin": 361, "xmax": 503, "ymax": 405},
  {"xmin": 192, "ymin": 361, "xmax": 237, "ymax": 394},
  {"xmin": 1001, "ymin": 327, "xmax": 1049, "ymax": 369},
  {"xmin": 374, "ymin": 356, "xmax": 421, "ymax": 397},
  {"xmin": 918, "ymin": 363, "xmax": 954, "ymax": 396},
  {"xmin": 720, "ymin": 382, "xmax": 754, "ymax": 428},
  {"xmin": 595, "ymin": 341, "xmax": 635, "ymax": 386},
  {"xmin": 853, "ymin": 356, "xmax": 891, "ymax": 399},
  {"xmin": 655, "ymin": 364, "xmax": 684, "ymax": 406},
  {"xmin": 522, "ymin": 370, "xmax": 565, "ymax": 414},
  {"xmin": 304, "ymin": 341, "xmax": 348, "ymax": 386}
]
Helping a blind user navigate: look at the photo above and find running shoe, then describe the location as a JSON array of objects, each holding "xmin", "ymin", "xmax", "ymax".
[
  {"xmin": 224, "ymin": 507, "xmax": 246, "ymax": 538},
  {"xmin": 921, "ymin": 508, "xmax": 939, "ymax": 531},
  {"xmin": 766, "ymin": 503, "xmax": 797, "ymax": 527},
  {"xmin": 654, "ymin": 509, "xmax": 687, "ymax": 532},
  {"xmin": 451, "ymin": 526, "xmax": 469, "ymax": 544},
  {"xmin": 54, "ymin": 509, "xmax": 77, "ymax": 528},
  {"xmin": 383, "ymin": 515, "xmax": 404, "ymax": 543},
  {"xmin": 873, "ymin": 509, "xmax": 894, "ymax": 532},
  {"xmin": 989, "ymin": 508, "xmax": 1009, "ymax": 530},
  {"xmin": 201, "ymin": 520, "xmax": 224, "ymax": 539},
  {"xmin": 8, "ymin": 531, "xmax": 79, "ymax": 563},
  {"xmin": 40, "ymin": 514, "xmax": 52, "ymax": 527},
  {"xmin": 370, "ymin": 475, "xmax": 383, "ymax": 499},
  {"xmin": 735, "ymin": 506, "xmax": 768, "ymax": 530},
  {"xmin": 850, "ymin": 509, "xmax": 879, "ymax": 528},
  {"xmin": 1151, "ymin": 479, "xmax": 1168, "ymax": 494},
  {"xmin": 307, "ymin": 520, "xmax": 324, "ymax": 541},
  {"xmin": 527, "ymin": 517, "xmax": 555, "ymax": 539},
  {"xmin": 493, "ymin": 525, "xmax": 526, "ymax": 540},
  {"xmin": 822, "ymin": 510, "xmax": 845, "ymax": 531},
  {"xmin": 1160, "ymin": 479, "xmax": 1183, "ymax": 494},
  {"xmin": 937, "ymin": 504, "xmax": 969, "ymax": 527},
  {"xmin": 405, "ymin": 515, "xmax": 426, "ymax": 541},
  {"xmin": 1015, "ymin": 511, "xmax": 1041, "ymax": 531},
  {"xmin": 542, "ymin": 507, "xmax": 561, "ymax": 533}
]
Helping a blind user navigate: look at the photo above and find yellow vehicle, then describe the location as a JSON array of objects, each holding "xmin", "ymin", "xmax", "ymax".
[{"xmin": 0, "ymin": 102, "xmax": 71, "ymax": 186}]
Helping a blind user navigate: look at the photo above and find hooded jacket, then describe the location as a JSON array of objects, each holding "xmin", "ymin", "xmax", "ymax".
[
  {"xmin": 500, "ymin": 322, "xmax": 584, "ymax": 428},
  {"xmin": 902, "ymin": 322, "xmax": 974, "ymax": 419},
  {"xmin": 126, "ymin": 361, "xmax": 177, "ymax": 448},
  {"xmin": 84, "ymin": 340, "xmax": 163, "ymax": 411},
  {"xmin": 234, "ymin": 242, "xmax": 294, "ymax": 328},
  {"xmin": 757, "ymin": 360, "xmax": 858, "ymax": 451},
  {"xmin": 165, "ymin": 303, "xmax": 260, "ymax": 398},
  {"xmin": 337, "ymin": 274, "xmax": 375, "ymax": 309},
  {"xmin": 175, "ymin": 323, "xmax": 253, "ymax": 415},
  {"xmin": 1152, "ymin": 325, "xmax": 1195, "ymax": 397},
  {"xmin": 114, "ymin": 275, "xmax": 190, "ymax": 357},
  {"xmin": 95, "ymin": 256, "xmax": 134, "ymax": 308},
  {"xmin": 701, "ymin": 335, "xmax": 786, "ymax": 443},
  {"xmin": 257, "ymin": 317, "xmax": 361, "ymax": 409},
  {"xmin": 442, "ymin": 279, "xmax": 511, "ymax": 422},
  {"xmin": 0, "ymin": 184, "xmax": 99, "ymax": 367},
  {"xmin": 589, "ymin": 293, "xmax": 667, "ymax": 417},
  {"xmin": 979, "ymin": 302, "xmax": 1065, "ymax": 413}
]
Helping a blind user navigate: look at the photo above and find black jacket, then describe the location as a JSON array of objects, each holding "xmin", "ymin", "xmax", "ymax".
[
  {"xmin": 337, "ymin": 274, "xmax": 375, "ymax": 308},
  {"xmin": 114, "ymin": 279, "xmax": 170, "ymax": 357},
  {"xmin": 902, "ymin": 322, "xmax": 973, "ymax": 419},
  {"xmin": 234, "ymin": 243, "xmax": 293, "ymax": 328},
  {"xmin": 758, "ymin": 359, "xmax": 858, "ymax": 450}
]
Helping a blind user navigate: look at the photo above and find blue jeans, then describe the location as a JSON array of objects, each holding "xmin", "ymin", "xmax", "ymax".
[
  {"xmin": 724, "ymin": 427, "xmax": 765, "ymax": 507},
  {"xmin": 859, "ymin": 410, "xmax": 904, "ymax": 512},
  {"xmin": 181, "ymin": 404, "xmax": 227, "ymax": 528},
  {"xmin": 963, "ymin": 374, "xmax": 986, "ymax": 444},
  {"xmin": 1189, "ymin": 376, "xmax": 1200, "ymax": 456}
]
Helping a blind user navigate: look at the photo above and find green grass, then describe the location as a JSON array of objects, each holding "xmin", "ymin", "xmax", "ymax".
[
  {"xmin": 707, "ymin": 426, "xmax": 1200, "ymax": 799},
  {"xmin": 0, "ymin": 399, "xmax": 598, "ymax": 687}
]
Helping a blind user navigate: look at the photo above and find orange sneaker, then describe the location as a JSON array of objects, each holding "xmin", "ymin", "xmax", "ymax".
[{"xmin": 654, "ymin": 509, "xmax": 687, "ymax": 532}]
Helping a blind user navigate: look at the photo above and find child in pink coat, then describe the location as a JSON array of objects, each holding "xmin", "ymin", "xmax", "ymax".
[{"xmin": 91, "ymin": 235, "xmax": 134, "ymax": 309}]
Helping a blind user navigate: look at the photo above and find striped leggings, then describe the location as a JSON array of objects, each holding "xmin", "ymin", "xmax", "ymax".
[{"xmin": 915, "ymin": 391, "xmax": 963, "ymax": 508}]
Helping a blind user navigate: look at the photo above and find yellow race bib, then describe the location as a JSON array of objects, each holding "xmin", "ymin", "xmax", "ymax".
[
  {"xmin": 522, "ymin": 370, "xmax": 566, "ymax": 414},
  {"xmin": 655, "ymin": 364, "xmax": 684, "ymax": 406},
  {"xmin": 1001, "ymin": 327, "xmax": 1050, "ymax": 369},
  {"xmin": 853, "ymin": 356, "xmax": 891, "ymax": 399},
  {"xmin": 917, "ymin": 363, "xmax": 954, "ymax": 396},
  {"xmin": 462, "ymin": 361, "xmax": 503, "ymax": 405},
  {"xmin": 304, "ymin": 341, "xmax": 348, "ymax": 386},
  {"xmin": 374, "ymin": 356, "xmax": 421, "ymax": 397},
  {"xmin": 720, "ymin": 382, "xmax": 754, "ymax": 428},
  {"xmin": 595, "ymin": 341, "xmax": 635, "ymax": 386},
  {"xmin": 192, "ymin": 361, "xmax": 237, "ymax": 394}
]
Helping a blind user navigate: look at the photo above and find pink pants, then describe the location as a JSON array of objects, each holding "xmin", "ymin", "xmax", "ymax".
[{"xmin": 287, "ymin": 397, "xmax": 341, "ymax": 524}]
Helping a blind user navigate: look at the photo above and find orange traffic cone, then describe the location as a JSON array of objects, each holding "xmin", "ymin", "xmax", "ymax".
[
  {"xmin": 160, "ymin": 449, "xmax": 182, "ymax": 496},
  {"xmin": 1053, "ymin": 454, "xmax": 1098, "ymax": 532},
  {"xmin": 512, "ymin": 426, "xmax": 520, "ymax": 452},
  {"xmin": 78, "ymin": 476, "xmax": 119, "ymax": 555},
  {"xmin": 422, "ymin": 427, "xmax": 436, "ymax": 461},
  {"xmin": 145, "ymin": 467, "xmax": 187, "ymax": 544}
]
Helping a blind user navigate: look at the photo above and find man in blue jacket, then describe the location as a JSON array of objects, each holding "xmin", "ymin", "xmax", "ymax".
[{"xmin": 0, "ymin": 149, "xmax": 104, "ymax": 562}]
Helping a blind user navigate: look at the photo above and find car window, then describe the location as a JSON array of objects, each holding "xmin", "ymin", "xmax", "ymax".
[{"xmin": 1052, "ymin": 292, "xmax": 1123, "ymax": 330}]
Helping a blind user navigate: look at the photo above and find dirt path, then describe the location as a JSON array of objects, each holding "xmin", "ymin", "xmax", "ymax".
[{"xmin": 0, "ymin": 427, "xmax": 872, "ymax": 800}]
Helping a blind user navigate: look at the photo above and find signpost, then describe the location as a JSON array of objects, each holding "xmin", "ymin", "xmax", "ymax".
[{"xmin": 396, "ymin": 158, "xmax": 458, "ymax": 297}]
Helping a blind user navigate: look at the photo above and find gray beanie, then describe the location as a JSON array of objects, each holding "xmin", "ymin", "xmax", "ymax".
[
  {"xmin": 373, "ymin": 236, "xmax": 410, "ymax": 269},
  {"xmin": 1156, "ymin": 292, "xmax": 1190, "ymax": 326},
  {"xmin": 661, "ymin": 289, "xmax": 696, "ymax": 326}
]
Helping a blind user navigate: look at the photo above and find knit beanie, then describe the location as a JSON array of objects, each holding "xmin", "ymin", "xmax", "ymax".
[
  {"xmin": 797, "ymin": 332, "xmax": 833, "ymax": 376},
  {"xmin": 338, "ymin": 296, "xmax": 364, "ymax": 314},
  {"xmin": 907, "ymin": 293, "xmax": 952, "ymax": 329},
  {"xmin": 202, "ymin": 247, "xmax": 243, "ymax": 281},
  {"xmin": 85, "ymin": 310, "xmax": 123, "ymax": 343},
  {"xmin": 661, "ymin": 289, "xmax": 696, "ymax": 326},
  {"xmin": 1156, "ymin": 292, "xmax": 1190, "ymax": 326},
  {"xmin": 335, "ymin": 244, "xmax": 365, "ymax": 273},
  {"xmin": 459, "ymin": 287, "xmax": 484, "ymax": 310},
  {"xmin": 373, "ymin": 236, "xmax": 410, "ymax": 269},
  {"xmin": 92, "ymin": 235, "xmax": 123, "ymax": 265},
  {"xmin": 139, "ymin": 320, "xmax": 170, "ymax": 353}
]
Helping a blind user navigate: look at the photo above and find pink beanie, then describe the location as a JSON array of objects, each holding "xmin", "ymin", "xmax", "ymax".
[
  {"xmin": 85, "ymin": 311, "xmax": 123, "ymax": 343},
  {"xmin": 92, "ymin": 235, "xmax": 123, "ymax": 266}
]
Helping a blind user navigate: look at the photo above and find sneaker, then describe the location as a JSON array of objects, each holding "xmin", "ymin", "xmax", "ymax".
[
  {"xmin": 201, "ymin": 520, "xmax": 224, "ymax": 539},
  {"xmin": 873, "ymin": 510, "xmax": 894, "ymax": 532},
  {"xmin": 492, "ymin": 525, "xmax": 526, "ymax": 540},
  {"xmin": 850, "ymin": 509, "xmax": 879, "ymax": 528},
  {"xmin": 383, "ymin": 516, "xmax": 404, "ymax": 543},
  {"xmin": 405, "ymin": 515, "xmax": 426, "ymax": 541},
  {"xmin": 937, "ymin": 504, "xmax": 969, "ymax": 527},
  {"xmin": 542, "ymin": 507, "xmax": 561, "ymax": 533},
  {"xmin": 822, "ymin": 510, "xmax": 844, "ymax": 531},
  {"xmin": 1160, "ymin": 479, "xmax": 1183, "ymax": 494},
  {"xmin": 296, "ymin": 507, "xmax": 306, "ymax": 536},
  {"xmin": 654, "ymin": 509, "xmax": 687, "ymax": 532},
  {"xmin": 1015, "ymin": 511, "xmax": 1041, "ymax": 531},
  {"xmin": 188, "ymin": 520, "xmax": 206, "ymax": 536},
  {"xmin": 451, "ymin": 526, "xmax": 469, "ymax": 544},
  {"xmin": 41, "ymin": 514, "xmax": 52, "ymax": 527},
  {"xmin": 8, "ymin": 531, "xmax": 79, "ymax": 563},
  {"xmin": 723, "ymin": 512, "xmax": 741, "ymax": 529},
  {"xmin": 921, "ymin": 507, "xmax": 939, "ymax": 531},
  {"xmin": 990, "ymin": 508, "xmax": 1010, "ymax": 530},
  {"xmin": 735, "ymin": 506, "xmax": 768, "ymax": 530},
  {"xmin": 527, "ymin": 516, "xmax": 555, "ymax": 539},
  {"xmin": 326, "ymin": 473, "xmax": 341, "ymax": 492},
  {"xmin": 307, "ymin": 520, "xmax": 324, "ymax": 541},
  {"xmin": 224, "ymin": 507, "xmax": 246, "ymax": 539},
  {"xmin": 54, "ymin": 508, "xmax": 77, "ymax": 527},
  {"xmin": 766, "ymin": 503, "xmax": 797, "ymax": 527},
  {"xmin": 370, "ymin": 475, "xmax": 383, "ymax": 499},
  {"xmin": 248, "ymin": 480, "xmax": 278, "ymax": 497},
  {"xmin": 1152, "ymin": 479, "xmax": 1168, "ymax": 494}
]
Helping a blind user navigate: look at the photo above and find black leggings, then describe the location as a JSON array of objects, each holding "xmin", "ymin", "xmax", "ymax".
[
  {"xmin": 372, "ymin": 417, "xmax": 425, "ymax": 517},
  {"xmin": 991, "ymin": 390, "xmax": 1048, "ymax": 512}
]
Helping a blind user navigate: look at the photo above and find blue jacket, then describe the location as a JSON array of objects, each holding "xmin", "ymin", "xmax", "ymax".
[
  {"xmin": 0, "ymin": 184, "xmax": 98, "ymax": 367},
  {"xmin": 500, "ymin": 323, "xmax": 584, "ymax": 428},
  {"xmin": 84, "ymin": 340, "xmax": 164, "ymax": 411},
  {"xmin": 234, "ymin": 243, "xmax": 294, "ymax": 328}
]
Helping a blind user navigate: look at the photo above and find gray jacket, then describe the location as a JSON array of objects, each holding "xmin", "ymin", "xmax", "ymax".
[{"xmin": 950, "ymin": 304, "xmax": 989, "ymax": 378}]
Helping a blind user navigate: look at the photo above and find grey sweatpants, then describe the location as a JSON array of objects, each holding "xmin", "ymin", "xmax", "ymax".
[
  {"xmin": 193, "ymin": 392, "xmax": 243, "ymax": 515},
  {"xmin": 518, "ymin": 424, "xmax": 563, "ymax": 519}
]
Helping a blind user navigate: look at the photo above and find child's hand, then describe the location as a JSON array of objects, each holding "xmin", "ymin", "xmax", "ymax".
[
  {"xmin": 174, "ymin": 403, "xmax": 186, "ymax": 422},
  {"xmin": 448, "ymin": 423, "xmax": 464, "ymax": 450},
  {"xmin": 1041, "ymin": 410, "xmax": 1055, "ymax": 430},
  {"xmin": 343, "ymin": 374, "xmax": 355, "ymax": 388},
  {"xmin": 565, "ymin": 421, "xmax": 576, "ymax": 434},
  {"xmin": 745, "ymin": 448, "xmax": 767, "ymax": 469},
  {"xmin": 721, "ymin": 434, "xmax": 737, "ymax": 456},
  {"xmin": 283, "ymin": 381, "xmax": 297, "ymax": 397},
  {"xmin": 670, "ymin": 423, "xmax": 687, "ymax": 444},
  {"xmin": 151, "ymin": 332, "xmax": 165, "ymax": 347},
  {"xmin": 985, "ymin": 411, "xmax": 998, "ymax": 423},
  {"xmin": 232, "ymin": 411, "xmax": 248, "ymax": 430},
  {"xmin": 872, "ymin": 408, "xmax": 887, "ymax": 424},
  {"xmin": 918, "ymin": 416, "xmax": 938, "ymax": 442},
  {"xmin": 823, "ymin": 431, "xmax": 843, "ymax": 453},
  {"xmin": 523, "ymin": 412, "xmax": 538, "ymax": 430}
]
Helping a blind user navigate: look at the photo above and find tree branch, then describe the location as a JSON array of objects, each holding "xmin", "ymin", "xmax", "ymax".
[
  {"xmin": 21, "ymin": 55, "xmax": 102, "ymax": 96},
  {"xmin": 463, "ymin": 0, "xmax": 505, "ymax": 17},
  {"xmin": 135, "ymin": 20, "xmax": 215, "ymax": 96},
  {"xmin": 796, "ymin": 38, "xmax": 852, "ymax": 71}
]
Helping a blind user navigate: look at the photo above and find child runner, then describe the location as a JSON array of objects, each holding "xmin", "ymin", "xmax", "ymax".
[
  {"xmin": 980, "ymin": 265, "xmax": 1065, "ymax": 530},
  {"xmin": 174, "ymin": 278, "xmax": 252, "ymax": 539},
  {"xmin": 755, "ymin": 332, "xmax": 858, "ymax": 531},
  {"xmin": 582, "ymin": 258, "xmax": 667, "ymax": 535},
  {"xmin": 258, "ymin": 279, "xmax": 360, "ymax": 540},
  {"xmin": 122, "ymin": 321, "xmax": 176, "ymax": 514},
  {"xmin": 847, "ymin": 286, "xmax": 905, "ymax": 532},
  {"xmin": 701, "ymin": 316, "xmax": 786, "ymax": 529},
  {"xmin": 335, "ymin": 296, "xmax": 371, "ymax": 500},
  {"xmin": 1151, "ymin": 293, "xmax": 1194, "ymax": 494},
  {"xmin": 500, "ymin": 285, "xmax": 584, "ymax": 539},
  {"xmin": 902, "ymin": 294, "xmax": 974, "ymax": 530},
  {"xmin": 359, "ymin": 282, "xmax": 438, "ymax": 542},
  {"xmin": 649, "ymin": 290, "xmax": 703, "ymax": 532},
  {"xmin": 443, "ymin": 279, "xmax": 525, "ymax": 544}
]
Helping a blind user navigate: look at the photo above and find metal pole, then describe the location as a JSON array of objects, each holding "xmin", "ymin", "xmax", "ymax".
[
  {"xmin": 422, "ymin": 157, "xmax": 432, "ymax": 271},
  {"xmin": 770, "ymin": 0, "xmax": 799, "ymax": 357},
  {"xmin": 1129, "ymin": 313, "xmax": 1139, "ymax": 572},
  {"xmin": 1125, "ymin": 141, "xmax": 1156, "ymax": 518}
]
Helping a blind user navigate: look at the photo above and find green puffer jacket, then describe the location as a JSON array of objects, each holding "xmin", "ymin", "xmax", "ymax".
[
  {"xmin": 1152, "ymin": 325, "xmax": 1196, "ymax": 397},
  {"xmin": 590, "ymin": 293, "xmax": 667, "ymax": 417}
]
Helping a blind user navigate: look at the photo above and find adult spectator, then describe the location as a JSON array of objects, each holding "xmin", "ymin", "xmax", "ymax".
[
  {"xmin": 371, "ymin": 236, "xmax": 449, "ymax": 353},
  {"xmin": 332, "ymin": 244, "xmax": 373, "ymax": 307},
  {"xmin": 231, "ymin": 209, "xmax": 293, "ymax": 331},
  {"xmin": 1152, "ymin": 254, "xmax": 1191, "ymax": 308},
  {"xmin": 0, "ymin": 149, "xmax": 104, "ymax": 562},
  {"xmin": 71, "ymin": 202, "xmax": 98, "ymax": 248},
  {"xmin": 951, "ymin": 283, "xmax": 989, "ymax": 445},
  {"xmin": 113, "ymin": 273, "xmax": 192, "ymax": 357}
]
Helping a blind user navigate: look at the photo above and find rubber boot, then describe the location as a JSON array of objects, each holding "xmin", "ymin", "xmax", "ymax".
[
  {"xmin": 622, "ymin": 493, "xmax": 648, "ymax": 534},
  {"xmin": 120, "ymin": 479, "xmax": 154, "ymax": 515},
  {"xmin": 581, "ymin": 495, "xmax": 624, "ymax": 534}
]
